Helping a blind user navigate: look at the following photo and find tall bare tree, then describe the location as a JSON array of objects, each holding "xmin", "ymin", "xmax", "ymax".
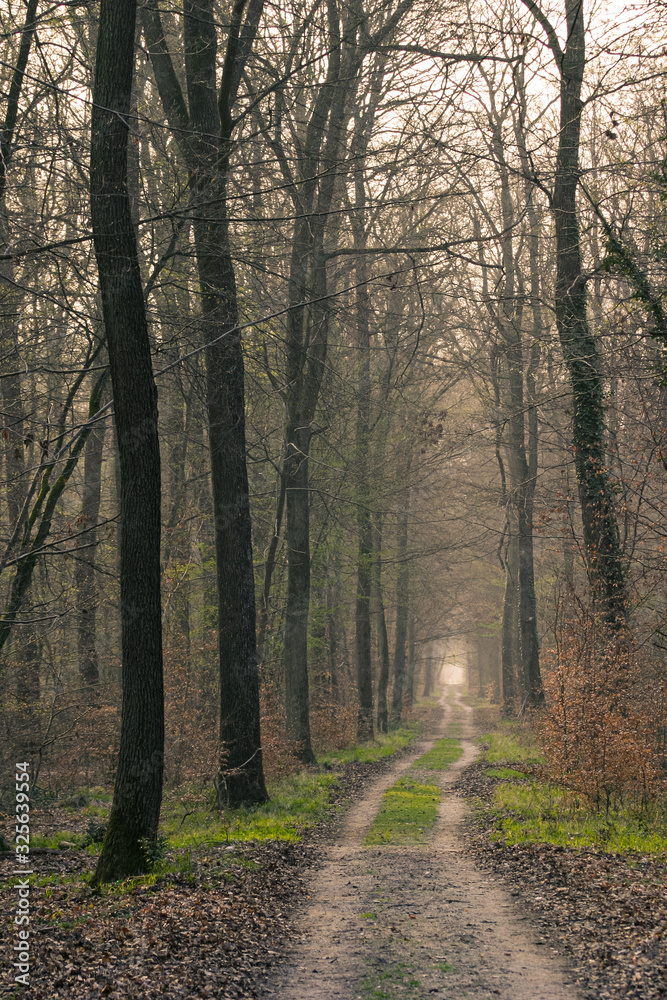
[{"xmin": 90, "ymin": 0, "xmax": 164, "ymax": 884}]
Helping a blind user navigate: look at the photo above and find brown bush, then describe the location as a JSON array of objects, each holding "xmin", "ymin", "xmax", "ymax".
[{"xmin": 537, "ymin": 608, "xmax": 667, "ymax": 813}]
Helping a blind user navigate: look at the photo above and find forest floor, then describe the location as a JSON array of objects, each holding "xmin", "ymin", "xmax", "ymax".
[{"xmin": 1, "ymin": 688, "xmax": 666, "ymax": 999}]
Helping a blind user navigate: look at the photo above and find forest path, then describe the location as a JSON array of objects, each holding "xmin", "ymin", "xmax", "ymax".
[{"xmin": 261, "ymin": 686, "xmax": 581, "ymax": 1000}]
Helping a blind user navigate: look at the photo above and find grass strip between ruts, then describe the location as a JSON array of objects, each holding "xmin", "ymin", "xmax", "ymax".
[{"xmin": 364, "ymin": 737, "xmax": 463, "ymax": 846}]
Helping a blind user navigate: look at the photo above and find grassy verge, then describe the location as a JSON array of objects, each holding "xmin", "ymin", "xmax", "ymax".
[
  {"xmin": 162, "ymin": 725, "xmax": 420, "ymax": 850},
  {"xmin": 364, "ymin": 736, "xmax": 462, "ymax": 846},
  {"xmin": 459, "ymin": 691, "xmax": 500, "ymax": 709},
  {"xmin": 478, "ymin": 721, "xmax": 667, "ymax": 854},
  {"xmin": 27, "ymin": 723, "xmax": 421, "ymax": 869}
]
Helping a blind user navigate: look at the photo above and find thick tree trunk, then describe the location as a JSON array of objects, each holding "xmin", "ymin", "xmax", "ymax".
[
  {"xmin": 186, "ymin": 6, "xmax": 267, "ymax": 803},
  {"xmin": 90, "ymin": 0, "xmax": 164, "ymax": 884},
  {"xmin": 197, "ymin": 219, "xmax": 268, "ymax": 801},
  {"xmin": 554, "ymin": 1, "xmax": 625, "ymax": 625},
  {"xmin": 279, "ymin": 2, "xmax": 367, "ymax": 757},
  {"xmin": 491, "ymin": 120, "xmax": 543, "ymax": 706},
  {"xmin": 281, "ymin": 196, "xmax": 332, "ymax": 761},
  {"xmin": 143, "ymin": 1, "xmax": 267, "ymax": 803},
  {"xmin": 524, "ymin": 0, "xmax": 626, "ymax": 624}
]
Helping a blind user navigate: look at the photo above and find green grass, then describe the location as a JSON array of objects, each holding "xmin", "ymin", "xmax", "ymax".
[
  {"xmin": 481, "ymin": 721, "xmax": 544, "ymax": 766},
  {"xmin": 418, "ymin": 693, "xmax": 441, "ymax": 708},
  {"xmin": 417, "ymin": 737, "xmax": 463, "ymax": 771},
  {"xmin": 484, "ymin": 767, "xmax": 529, "ymax": 781},
  {"xmin": 478, "ymin": 721, "xmax": 667, "ymax": 855},
  {"xmin": 19, "ymin": 726, "xmax": 421, "ymax": 895},
  {"xmin": 364, "ymin": 736, "xmax": 462, "ymax": 846},
  {"xmin": 360, "ymin": 962, "xmax": 420, "ymax": 998},
  {"xmin": 160, "ymin": 724, "xmax": 420, "ymax": 851},
  {"xmin": 162, "ymin": 770, "xmax": 341, "ymax": 848},
  {"xmin": 365, "ymin": 777, "xmax": 441, "ymax": 845},
  {"xmin": 319, "ymin": 727, "xmax": 418, "ymax": 766},
  {"xmin": 32, "ymin": 831, "xmax": 88, "ymax": 849},
  {"xmin": 460, "ymin": 692, "xmax": 499, "ymax": 708},
  {"xmin": 488, "ymin": 780, "xmax": 667, "ymax": 853}
]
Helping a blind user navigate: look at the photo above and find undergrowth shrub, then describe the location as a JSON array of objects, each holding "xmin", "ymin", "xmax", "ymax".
[{"xmin": 537, "ymin": 607, "xmax": 667, "ymax": 813}]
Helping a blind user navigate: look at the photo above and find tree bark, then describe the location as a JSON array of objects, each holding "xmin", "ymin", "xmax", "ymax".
[
  {"xmin": 524, "ymin": 0, "xmax": 626, "ymax": 624},
  {"xmin": 373, "ymin": 517, "xmax": 390, "ymax": 733},
  {"xmin": 353, "ymin": 211, "xmax": 374, "ymax": 743},
  {"xmin": 422, "ymin": 640, "xmax": 434, "ymax": 698},
  {"xmin": 405, "ymin": 613, "xmax": 415, "ymax": 709},
  {"xmin": 490, "ymin": 119, "xmax": 543, "ymax": 705},
  {"xmin": 501, "ymin": 527, "xmax": 521, "ymax": 713},
  {"xmin": 90, "ymin": 0, "xmax": 164, "ymax": 884},
  {"xmin": 75, "ymin": 398, "xmax": 106, "ymax": 693},
  {"xmin": 142, "ymin": 1, "xmax": 267, "ymax": 802},
  {"xmin": 350, "ymin": 68, "xmax": 386, "ymax": 742},
  {"xmin": 280, "ymin": 2, "xmax": 354, "ymax": 760},
  {"xmin": 390, "ymin": 508, "xmax": 409, "ymax": 727},
  {"xmin": 283, "ymin": 422, "xmax": 317, "ymax": 762}
]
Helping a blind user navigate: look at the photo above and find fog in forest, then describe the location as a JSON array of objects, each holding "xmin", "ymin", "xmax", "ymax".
[{"xmin": 0, "ymin": 0, "xmax": 665, "ymax": 889}]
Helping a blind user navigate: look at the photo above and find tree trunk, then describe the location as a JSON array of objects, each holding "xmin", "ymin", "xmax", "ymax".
[
  {"xmin": 0, "ymin": 0, "xmax": 37, "ymax": 702},
  {"xmin": 501, "ymin": 528, "xmax": 521, "ymax": 714},
  {"xmin": 279, "ymin": 1, "xmax": 367, "ymax": 758},
  {"xmin": 163, "ymin": 376, "xmax": 193, "ymax": 665},
  {"xmin": 373, "ymin": 518, "xmax": 390, "ymax": 733},
  {"xmin": 142, "ymin": 1, "xmax": 268, "ymax": 803},
  {"xmin": 257, "ymin": 471, "xmax": 285, "ymax": 663},
  {"xmin": 76, "ymin": 393, "xmax": 106, "ymax": 693},
  {"xmin": 390, "ymin": 509, "xmax": 409, "ymax": 728},
  {"xmin": 422, "ymin": 641, "xmax": 434, "ymax": 698},
  {"xmin": 524, "ymin": 0, "xmax": 626, "ymax": 623},
  {"xmin": 283, "ymin": 424, "xmax": 316, "ymax": 763},
  {"xmin": 90, "ymin": 0, "xmax": 164, "ymax": 884},
  {"xmin": 405, "ymin": 614, "xmax": 415, "ymax": 709},
  {"xmin": 353, "ymin": 226, "xmax": 374, "ymax": 743},
  {"xmin": 326, "ymin": 578, "xmax": 339, "ymax": 702},
  {"xmin": 555, "ymin": 1, "xmax": 625, "ymax": 624},
  {"xmin": 491, "ymin": 119, "xmax": 543, "ymax": 706}
]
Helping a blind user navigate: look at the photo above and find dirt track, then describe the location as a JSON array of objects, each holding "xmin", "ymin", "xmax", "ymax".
[{"xmin": 262, "ymin": 687, "xmax": 580, "ymax": 1000}]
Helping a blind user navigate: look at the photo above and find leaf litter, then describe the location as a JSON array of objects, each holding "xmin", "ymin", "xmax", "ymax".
[
  {"xmin": 455, "ymin": 756, "xmax": 667, "ymax": 1000},
  {"xmin": 3, "ymin": 736, "xmax": 666, "ymax": 999},
  {"xmin": 0, "ymin": 759, "xmax": 396, "ymax": 999}
]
